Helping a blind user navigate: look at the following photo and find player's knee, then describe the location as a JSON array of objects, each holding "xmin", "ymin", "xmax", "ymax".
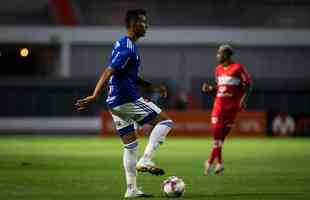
[
  {"xmin": 213, "ymin": 139, "xmax": 222, "ymax": 148},
  {"xmin": 120, "ymin": 129, "xmax": 137, "ymax": 145},
  {"xmin": 157, "ymin": 111, "xmax": 171, "ymax": 121},
  {"xmin": 158, "ymin": 119, "xmax": 173, "ymax": 129},
  {"xmin": 124, "ymin": 139, "xmax": 138, "ymax": 149},
  {"xmin": 212, "ymin": 126, "xmax": 222, "ymax": 140}
]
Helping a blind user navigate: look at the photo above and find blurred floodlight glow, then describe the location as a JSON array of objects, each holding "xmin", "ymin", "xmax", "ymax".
[{"xmin": 20, "ymin": 48, "xmax": 29, "ymax": 57}]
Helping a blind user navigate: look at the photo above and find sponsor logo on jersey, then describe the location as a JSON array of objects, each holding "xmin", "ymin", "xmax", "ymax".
[{"xmin": 218, "ymin": 76, "xmax": 240, "ymax": 86}]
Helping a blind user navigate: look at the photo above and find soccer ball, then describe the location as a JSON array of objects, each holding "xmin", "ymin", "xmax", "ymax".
[{"xmin": 162, "ymin": 176, "xmax": 185, "ymax": 197}]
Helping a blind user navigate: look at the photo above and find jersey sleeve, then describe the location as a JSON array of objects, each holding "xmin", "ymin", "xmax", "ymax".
[
  {"xmin": 238, "ymin": 65, "xmax": 251, "ymax": 86},
  {"xmin": 109, "ymin": 47, "xmax": 132, "ymax": 71}
]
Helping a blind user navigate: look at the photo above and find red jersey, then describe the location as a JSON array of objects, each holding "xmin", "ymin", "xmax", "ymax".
[{"xmin": 212, "ymin": 63, "xmax": 251, "ymax": 116}]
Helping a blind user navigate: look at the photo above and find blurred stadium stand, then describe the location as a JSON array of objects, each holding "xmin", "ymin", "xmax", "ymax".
[
  {"xmin": 75, "ymin": 0, "xmax": 310, "ymax": 28},
  {"xmin": 1, "ymin": 0, "xmax": 310, "ymax": 27},
  {"xmin": 0, "ymin": 0, "xmax": 310, "ymax": 132},
  {"xmin": 1, "ymin": 77, "xmax": 309, "ymax": 117}
]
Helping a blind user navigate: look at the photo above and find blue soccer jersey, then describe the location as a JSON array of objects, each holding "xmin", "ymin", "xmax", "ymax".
[{"xmin": 106, "ymin": 36, "xmax": 142, "ymax": 108}]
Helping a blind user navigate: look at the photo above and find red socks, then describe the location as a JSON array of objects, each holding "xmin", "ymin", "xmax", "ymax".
[{"xmin": 208, "ymin": 140, "xmax": 222, "ymax": 165}]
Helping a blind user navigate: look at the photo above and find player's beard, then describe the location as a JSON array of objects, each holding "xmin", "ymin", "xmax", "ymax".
[
  {"xmin": 135, "ymin": 28, "xmax": 146, "ymax": 38},
  {"xmin": 136, "ymin": 31, "xmax": 145, "ymax": 38}
]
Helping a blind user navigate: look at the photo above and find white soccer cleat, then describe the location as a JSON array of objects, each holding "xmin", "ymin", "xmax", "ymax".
[
  {"xmin": 215, "ymin": 164, "xmax": 224, "ymax": 175},
  {"xmin": 124, "ymin": 188, "xmax": 153, "ymax": 198},
  {"xmin": 137, "ymin": 157, "xmax": 155, "ymax": 167},
  {"xmin": 136, "ymin": 158, "xmax": 165, "ymax": 176},
  {"xmin": 204, "ymin": 160, "xmax": 213, "ymax": 175}
]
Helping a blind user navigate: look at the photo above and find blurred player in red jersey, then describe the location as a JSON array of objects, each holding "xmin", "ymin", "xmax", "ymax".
[{"xmin": 202, "ymin": 44, "xmax": 252, "ymax": 175}]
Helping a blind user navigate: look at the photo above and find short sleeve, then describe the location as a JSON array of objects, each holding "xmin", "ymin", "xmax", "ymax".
[{"xmin": 109, "ymin": 47, "xmax": 132, "ymax": 71}]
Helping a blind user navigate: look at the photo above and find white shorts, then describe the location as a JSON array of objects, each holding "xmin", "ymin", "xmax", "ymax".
[{"xmin": 110, "ymin": 97, "xmax": 162, "ymax": 136}]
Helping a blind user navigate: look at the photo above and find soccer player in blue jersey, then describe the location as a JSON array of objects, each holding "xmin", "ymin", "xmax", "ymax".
[{"xmin": 75, "ymin": 9, "xmax": 173, "ymax": 198}]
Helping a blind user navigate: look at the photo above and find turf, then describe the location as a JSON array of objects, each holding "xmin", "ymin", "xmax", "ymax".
[{"xmin": 0, "ymin": 137, "xmax": 309, "ymax": 200}]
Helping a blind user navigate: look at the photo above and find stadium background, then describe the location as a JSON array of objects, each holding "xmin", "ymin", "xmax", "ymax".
[
  {"xmin": 0, "ymin": 1, "xmax": 310, "ymax": 200},
  {"xmin": 1, "ymin": 0, "xmax": 309, "ymax": 137}
]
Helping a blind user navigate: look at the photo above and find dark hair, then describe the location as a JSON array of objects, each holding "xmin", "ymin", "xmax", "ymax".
[
  {"xmin": 125, "ymin": 9, "xmax": 146, "ymax": 28},
  {"xmin": 219, "ymin": 44, "xmax": 233, "ymax": 57}
]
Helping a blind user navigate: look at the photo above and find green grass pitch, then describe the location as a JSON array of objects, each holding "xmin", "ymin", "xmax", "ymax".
[{"xmin": 0, "ymin": 136, "xmax": 309, "ymax": 200}]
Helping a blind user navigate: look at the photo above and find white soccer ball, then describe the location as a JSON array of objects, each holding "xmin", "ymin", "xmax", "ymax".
[{"xmin": 162, "ymin": 176, "xmax": 185, "ymax": 197}]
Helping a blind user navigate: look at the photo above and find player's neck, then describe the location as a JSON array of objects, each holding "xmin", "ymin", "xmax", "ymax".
[
  {"xmin": 127, "ymin": 31, "xmax": 139, "ymax": 43},
  {"xmin": 222, "ymin": 60, "xmax": 233, "ymax": 67}
]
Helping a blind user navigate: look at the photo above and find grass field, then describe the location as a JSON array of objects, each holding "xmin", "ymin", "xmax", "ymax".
[{"xmin": 0, "ymin": 137, "xmax": 309, "ymax": 200}]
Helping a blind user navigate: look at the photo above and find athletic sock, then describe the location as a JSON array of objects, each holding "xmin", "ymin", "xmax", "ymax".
[
  {"xmin": 142, "ymin": 120, "xmax": 173, "ymax": 161},
  {"xmin": 208, "ymin": 140, "xmax": 223, "ymax": 164},
  {"xmin": 216, "ymin": 147, "xmax": 222, "ymax": 164},
  {"xmin": 207, "ymin": 148, "xmax": 217, "ymax": 165},
  {"xmin": 123, "ymin": 140, "xmax": 138, "ymax": 191}
]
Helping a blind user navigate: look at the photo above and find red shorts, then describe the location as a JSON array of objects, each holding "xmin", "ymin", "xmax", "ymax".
[{"xmin": 211, "ymin": 113, "xmax": 237, "ymax": 141}]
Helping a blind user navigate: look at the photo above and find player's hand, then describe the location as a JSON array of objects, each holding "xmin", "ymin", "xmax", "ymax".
[
  {"xmin": 153, "ymin": 85, "xmax": 167, "ymax": 98},
  {"xmin": 202, "ymin": 83, "xmax": 213, "ymax": 93},
  {"xmin": 239, "ymin": 96, "xmax": 247, "ymax": 110},
  {"xmin": 75, "ymin": 95, "xmax": 97, "ymax": 111},
  {"xmin": 157, "ymin": 85, "xmax": 168, "ymax": 98},
  {"xmin": 240, "ymin": 101, "xmax": 247, "ymax": 110}
]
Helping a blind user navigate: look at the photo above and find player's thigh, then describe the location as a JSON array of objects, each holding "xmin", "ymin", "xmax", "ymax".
[
  {"xmin": 139, "ymin": 98, "xmax": 172, "ymax": 126},
  {"xmin": 148, "ymin": 111, "xmax": 172, "ymax": 126},
  {"xmin": 131, "ymin": 98, "xmax": 169, "ymax": 127},
  {"xmin": 222, "ymin": 115, "xmax": 237, "ymax": 140},
  {"xmin": 110, "ymin": 111, "xmax": 137, "ymax": 144},
  {"xmin": 211, "ymin": 116, "xmax": 224, "ymax": 140},
  {"xmin": 120, "ymin": 131, "xmax": 137, "ymax": 145}
]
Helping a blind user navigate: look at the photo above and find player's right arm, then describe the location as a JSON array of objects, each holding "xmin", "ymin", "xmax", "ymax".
[
  {"xmin": 202, "ymin": 83, "xmax": 217, "ymax": 93},
  {"xmin": 75, "ymin": 43, "xmax": 132, "ymax": 111},
  {"xmin": 75, "ymin": 67, "xmax": 115, "ymax": 111},
  {"xmin": 202, "ymin": 68, "xmax": 218, "ymax": 93}
]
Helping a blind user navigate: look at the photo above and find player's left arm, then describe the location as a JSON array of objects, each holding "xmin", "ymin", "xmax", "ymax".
[
  {"xmin": 136, "ymin": 77, "xmax": 167, "ymax": 98},
  {"xmin": 239, "ymin": 65, "xmax": 252, "ymax": 109}
]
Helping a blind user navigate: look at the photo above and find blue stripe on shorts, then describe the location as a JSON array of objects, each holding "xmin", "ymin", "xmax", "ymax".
[
  {"xmin": 137, "ymin": 111, "xmax": 157, "ymax": 126},
  {"xmin": 117, "ymin": 124, "xmax": 135, "ymax": 136},
  {"xmin": 135, "ymin": 101, "xmax": 155, "ymax": 113}
]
